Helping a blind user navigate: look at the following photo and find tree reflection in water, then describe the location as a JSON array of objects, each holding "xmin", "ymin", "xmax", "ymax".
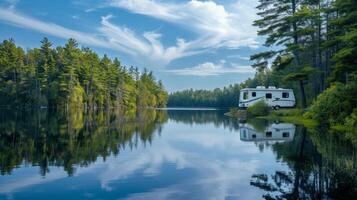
[
  {"xmin": 245, "ymin": 122, "xmax": 357, "ymax": 200},
  {"xmin": 0, "ymin": 109, "xmax": 168, "ymax": 176}
]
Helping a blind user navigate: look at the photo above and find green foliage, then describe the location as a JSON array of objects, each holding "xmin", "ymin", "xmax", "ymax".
[
  {"xmin": 0, "ymin": 38, "xmax": 168, "ymax": 109},
  {"xmin": 344, "ymin": 109, "xmax": 357, "ymax": 134},
  {"xmin": 305, "ymin": 83, "xmax": 357, "ymax": 126},
  {"xmin": 330, "ymin": 0, "xmax": 357, "ymax": 82},
  {"xmin": 247, "ymin": 100, "xmax": 270, "ymax": 117},
  {"xmin": 272, "ymin": 53, "xmax": 294, "ymax": 71},
  {"xmin": 168, "ymin": 84, "xmax": 241, "ymax": 108},
  {"xmin": 283, "ymin": 65, "xmax": 318, "ymax": 81},
  {"xmin": 271, "ymin": 108, "xmax": 304, "ymax": 117}
]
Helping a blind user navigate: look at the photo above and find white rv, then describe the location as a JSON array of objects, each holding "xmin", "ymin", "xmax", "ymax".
[
  {"xmin": 239, "ymin": 86, "xmax": 296, "ymax": 109},
  {"xmin": 239, "ymin": 123, "xmax": 296, "ymax": 142}
]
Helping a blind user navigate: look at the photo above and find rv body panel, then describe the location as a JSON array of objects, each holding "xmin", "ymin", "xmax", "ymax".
[{"xmin": 239, "ymin": 86, "xmax": 295, "ymax": 108}]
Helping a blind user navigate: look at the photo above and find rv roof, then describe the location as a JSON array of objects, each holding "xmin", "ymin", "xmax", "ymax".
[{"xmin": 241, "ymin": 88, "xmax": 292, "ymax": 91}]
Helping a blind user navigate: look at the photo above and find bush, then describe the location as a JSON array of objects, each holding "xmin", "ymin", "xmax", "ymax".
[
  {"xmin": 229, "ymin": 107, "xmax": 239, "ymax": 114},
  {"xmin": 344, "ymin": 109, "xmax": 357, "ymax": 134},
  {"xmin": 247, "ymin": 100, "xmax": 270, "ymax": 116},
  {"xmin": 304, "ymin": 83, "xmax": 357, "ymax": 125}
]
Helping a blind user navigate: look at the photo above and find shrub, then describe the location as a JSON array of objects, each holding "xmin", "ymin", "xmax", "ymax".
[
  {"xmin": 229, "ymin": 107, "xmax": 239, "ymax": 114},
  {"xmin": 304, "ymin": 83, "xmax": 357, "ymax": 125},
  {"xmin": 247, "ymin": 100, "xmax": 270, "ymax": 116},
  {"xmin": 344, "ymin": 109, "xmax": 357, "ymax": 134}
]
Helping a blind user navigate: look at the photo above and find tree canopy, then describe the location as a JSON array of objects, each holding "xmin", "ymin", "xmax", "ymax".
[{"xmin": 0, "ymin": 38, "xmax": 168, "ymax": 110}]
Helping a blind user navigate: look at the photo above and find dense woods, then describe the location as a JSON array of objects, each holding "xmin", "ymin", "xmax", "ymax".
[
  {"xmin": 0, "ymin": 38, "xmax": 168, "ymax": 110},
  {"xmin": 168, "ymin": 85, "xmax": 241, "ymax": 108}
]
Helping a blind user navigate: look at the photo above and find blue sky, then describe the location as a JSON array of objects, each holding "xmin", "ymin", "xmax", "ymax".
[{"xmin": 0, "ymin": 0, "xmax": 262, "ymax": 92}]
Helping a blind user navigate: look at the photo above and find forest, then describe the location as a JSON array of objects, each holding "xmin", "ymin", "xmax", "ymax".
[
  {"xmin": 0, "ymin": 38, "xmax": 168, "ymax": 110},
  {"xmin": 169, "ymin": 0, "xmax": 357, "ymax": 130}
]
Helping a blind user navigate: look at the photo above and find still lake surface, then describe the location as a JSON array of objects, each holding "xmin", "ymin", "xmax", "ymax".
[{"xmin": 0, "ymin": 109, "xmax": 356, "ymax": 200}]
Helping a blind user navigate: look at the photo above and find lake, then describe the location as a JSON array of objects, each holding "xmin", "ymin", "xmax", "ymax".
[{"xmin": 0, "ymin": 109, "xmax": 356, "ymax": 200}]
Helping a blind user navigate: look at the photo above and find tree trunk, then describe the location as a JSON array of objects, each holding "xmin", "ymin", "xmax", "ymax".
[
  {"xmin": 299, "ymin": 80, "xmax": 307, "ymax": 108},
  {"xmin": 318, "ymin": 1, "xmax": 324, "ymax": 92},
  {"xmin": 292, "ymin": 0, "xmax": 307, "ymax": 108}
]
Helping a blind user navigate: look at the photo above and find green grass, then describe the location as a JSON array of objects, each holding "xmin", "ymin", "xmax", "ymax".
[
  {"xmin": 227, "ymin": 107, "xmax": 318, "ymax": 127},
  {"xmin": 252, "ymin": 108, "xmax": 318, "ymax": 128}
]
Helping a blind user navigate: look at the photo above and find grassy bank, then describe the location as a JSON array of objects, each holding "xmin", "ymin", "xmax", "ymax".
[
  {"xmin": 227, "ymin": 107, "xmax": 317, "ymax": 128},
  {"xmin": 259, "ymin": 109, "xmax": 318, "ymax": 128}
]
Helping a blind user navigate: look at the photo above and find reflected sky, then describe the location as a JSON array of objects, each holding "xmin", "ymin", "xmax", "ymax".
[{"xmin": 0, "ymin": 110, "xmax": 297, "ymax": 200}]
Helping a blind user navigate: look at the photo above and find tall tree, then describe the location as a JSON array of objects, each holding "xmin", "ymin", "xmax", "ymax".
[{"xmin": 251, "ymin": 0, "xmax": 320, "ymax": 108}]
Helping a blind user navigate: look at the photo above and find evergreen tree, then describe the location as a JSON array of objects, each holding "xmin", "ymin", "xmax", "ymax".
[{"xmin": 0, "ymin": 38, "xmax": 167, "ymax": 110}]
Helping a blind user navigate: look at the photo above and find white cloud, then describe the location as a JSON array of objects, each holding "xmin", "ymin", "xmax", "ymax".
[
  {"xmin": 109, "ymin": 0, "xmax": 259, "ymax": 49},
  {"xmin": 99, "ymin": 15, "xmax": 202, "ymax": 65},
  {"xmin": 227, "ymin": 54, "xmax": 250, "ymax": 60},
  {"xmin": 167, "ymin": 61, "xmax": 255, "ymax": 76},
  {"xmin": 0, "ymin": 8, "xmax": 111, "ymax": 49}
]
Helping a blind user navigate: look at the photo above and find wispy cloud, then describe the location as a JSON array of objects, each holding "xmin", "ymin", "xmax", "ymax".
[
  {"xmin": 99, "ymin": 15, "xmax": 200, "ymax": 65},
  {"xmin": 109, "ymin": 0, "xmax": 259, "ymax": 49},
  {"xmin": 0, "ymin": 8, "xmax": 110, "ymax": 48},
  {"xmin": 227, "ymin": 55, "xmax": 250, "ymax": 60},
  {"xmin": 0, "ymin": 8, "xmax": 198, "ymax": 66},
  {"xmin": 167, "ymin": 61, "xmax": 255, "ymax": 76}
]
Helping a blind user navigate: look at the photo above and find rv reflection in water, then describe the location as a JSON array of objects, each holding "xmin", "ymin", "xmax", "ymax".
[{"xmin": 239, "ymin": 123, "xmax": 296, "ymax": 142}]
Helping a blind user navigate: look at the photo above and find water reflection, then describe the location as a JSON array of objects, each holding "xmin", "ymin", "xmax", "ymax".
[
  {"xmin": 239, "ymin": 122, "xmax": 295, "ymax": 142},
  {"xmin": 0, "ymin": 109, "xmax": 356, "ymax": 199},
  {"xmin": 0, "ymin": 109, "xmax": 167, "ymax": 176},
  {"xmin": 250, "ymin": 127, "xmax": 357, "ymax": 199}
]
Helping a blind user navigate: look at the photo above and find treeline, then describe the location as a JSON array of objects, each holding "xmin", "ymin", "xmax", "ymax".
[
  {"xmin": 168, "ymin": 85, "xmax": 240, "ymax": 108},
  {"xmin": 0, "ymin": 38, "xmax": 168, "ymax": 110}
]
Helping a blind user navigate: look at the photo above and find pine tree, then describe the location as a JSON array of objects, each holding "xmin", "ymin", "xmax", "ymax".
[
  {"xmin": 251, "ymin": 0, "xmax": 321, "ymax": 108},
  {"xmin": 0, "ymin": 39, "xmax": 25, "ymax": 106},
  {"xmin": 330, "ymin": 0, "xmax": 357, "ymax": 82}
]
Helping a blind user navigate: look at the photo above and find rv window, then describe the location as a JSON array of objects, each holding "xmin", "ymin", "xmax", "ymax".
[
  {"xmin": 243, "ymin": 92, "xmax": 248, "ymax": 100},
  {"xmin": 266, "ymin": 93, "xmax": 272, "ymax": 99},
  {"xmin": 252, "ymin": 92, "xmax": 256, "ymax": 97},
  {"xmin": 282, "ymin": 92, "xmax": 289, "ymax": 98},
  {"xmin": 266, "ymin": 131, "xmax": 272, "ymax": 137},
  {"xmin": 283, "ymin": 132, "xmax": 289, "ymax": 137}
]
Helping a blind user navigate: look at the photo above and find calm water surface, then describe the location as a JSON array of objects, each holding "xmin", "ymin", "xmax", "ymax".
[{"xmin": 0, "ymin": 109, "xmax": 356, "ymax": 200}]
